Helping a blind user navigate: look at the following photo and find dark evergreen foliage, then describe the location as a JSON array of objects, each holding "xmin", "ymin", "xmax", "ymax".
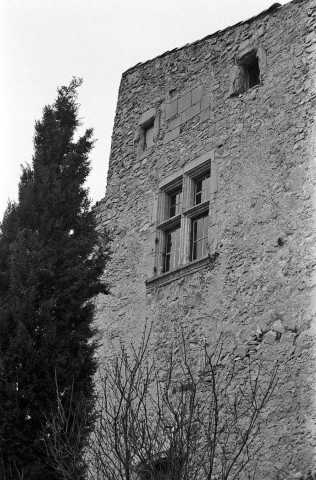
[{"xmin": 0, "ymin": 78, "xmax": 109, "ymax": 479}]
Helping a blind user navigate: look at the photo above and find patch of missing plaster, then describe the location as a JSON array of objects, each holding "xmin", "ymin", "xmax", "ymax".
[{"xmin": 233, "ymin": 318, "xmax": 301, "ymax": 360}]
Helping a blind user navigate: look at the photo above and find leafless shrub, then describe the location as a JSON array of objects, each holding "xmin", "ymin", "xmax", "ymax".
[
  {"xmin": 43, "ymin": 376, "xmax": 92, "ymax": 480},
  {"xmin": 44, "ymin": 329, "xmax": 278, "ymax": 480}
]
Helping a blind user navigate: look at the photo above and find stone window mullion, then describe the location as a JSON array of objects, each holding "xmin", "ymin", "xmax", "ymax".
[
  {"xmin": 181, "ymin": 215, "xmax": 191, "ymax": 265},
  {"xmin": 207, "ymin": 157, "xmax": 217, "ymax": 254},
  {"xmin": 182, "ymin": 174, "xmax": 192, "ymax": 211},
  {"xmin": 181, "ymin": 174, "xmax": 193, "ymax": 265}
]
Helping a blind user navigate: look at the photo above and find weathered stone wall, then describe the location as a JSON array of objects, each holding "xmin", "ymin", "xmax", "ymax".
[{"xmin": 94, "ymin": 0, "xmax": 316, "ymax": 476}]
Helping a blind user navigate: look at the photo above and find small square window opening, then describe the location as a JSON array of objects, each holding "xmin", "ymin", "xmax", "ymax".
[
  {"xmin": 229, "ymin": 51, "xmax": 261, "ymax": 97},
  {"xmin": 245, "ymin": 57, "xmax": 260, "ymax": 89},
  {"xmin": 240, "ymin": 51, "xmax": 260, "ymax": 92}
]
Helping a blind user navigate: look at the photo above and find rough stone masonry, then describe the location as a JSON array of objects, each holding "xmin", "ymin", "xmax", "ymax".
[{"xmin": 93, "ymin": 0, "xmax": 316, "ymax": 477}]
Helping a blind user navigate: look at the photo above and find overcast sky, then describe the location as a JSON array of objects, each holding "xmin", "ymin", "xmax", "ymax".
[{"xmin": 0, "ymin": 0, "xmax": 291, "ymax": 220}]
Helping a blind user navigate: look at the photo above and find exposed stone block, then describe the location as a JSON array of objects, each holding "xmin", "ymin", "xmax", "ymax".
[
  {"xmin": 192, "ymin": 85, "xmax": 203, "ymax": 104},
  {"xmin": 183, "ymin": 150, "xmax": 214, "ymax": 174},
  {"xmin": 178, "ymin": 92, "xmax": 192, "ymax": 114},
  {"xmin": 234, "ymin": 345, "xmax": 249, "ymax": 358},
  {"xmin": 200, "ymin": 108, "xmax": 210, "ymax": 123},
  {"xmin": 257, "ymin": 44, "xmax": 268, "ymax": 74},
  {"xmin": 239, "ymin": 39, "xmax": 251, "ymax": 53},
  {"xmin": 167, "ymin": 115, "xmax": 181, "ymax": 131},
  {"xmin": 138, "ymin": 107, "xmax": 156, "ymax": 126},
  {"xmin": 153, "ymin": 113, "xmax": 160, "ymax": 142},
  {"xmin": 201, "ymin": 93, "xmax": 211, "ymax": 111},
  {"xmin": 165, "ymin": 100, "xmax": 178, "ymax": 120},
  {"xmin": 181, "ymin": 102, "xmax": 200, "ymax": 123},
  {"xmin": 228, "ymin": 65, "xmax": 246, "ymax": 96},
  {"xmin": 263, "ymin": 331, "xmax": 277, "ymax": 345},
  {"xmin": 163, "ymin": 126, "xmax": 180, "ymax": 144},
  {"xmin": 271, "ymin": 319, "xmax": 286, "ymax": 334}
]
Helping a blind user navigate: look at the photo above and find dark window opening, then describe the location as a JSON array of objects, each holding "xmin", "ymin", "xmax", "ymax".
[
  {"xmin": 164, "ymin": 227, "xmax": 180, "ymax": 272},
  {"xmin": 229, "ymin": 51, "xmax": 261, "ymax": 97},
  {"xmin": 138, "ymin": 457, "xmax": 172, "ymax": 480},
  {"xmin": 191, "ymin": 215, "xmax": 208, "ymax": 261},
  {"xmin": 151, "ymin": 458, "xmax": 170, "ymax": 479},
  {"xmin": 246, "ymin": 57, "xmax": 260, "ymax": 89}
]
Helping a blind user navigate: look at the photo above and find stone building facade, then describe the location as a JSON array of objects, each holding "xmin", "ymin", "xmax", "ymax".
[{"xmin": 94, "ymin": 0, "xmax": 316, "ymax": 476}]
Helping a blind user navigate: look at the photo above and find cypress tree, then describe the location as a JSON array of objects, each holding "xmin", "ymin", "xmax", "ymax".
[{"xmin": 0, "ymin": 78, "xmax": 108, "ymax": 479}]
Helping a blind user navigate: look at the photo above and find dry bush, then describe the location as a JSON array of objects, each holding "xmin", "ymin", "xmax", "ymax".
[{"xmin": 44, "ymin": 330, "xmax": 278, "ymax": 480}]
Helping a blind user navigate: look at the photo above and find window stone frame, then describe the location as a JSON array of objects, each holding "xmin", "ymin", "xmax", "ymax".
[
  {"xmin": 149, "ymin": 150, "xmax": 217, "ymax": 284},
  {"xmin": 135, "ymin": 107, "xmax": 160, "ymax": 157},
  {"xmin": 228, "ymin": 44, "xmax": 267, "ymax": 97}
]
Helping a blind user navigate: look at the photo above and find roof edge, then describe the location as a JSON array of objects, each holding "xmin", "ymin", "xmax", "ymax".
[{"xmin": 122, "ymin": 2, "xmax": 283, "ymax": 78}]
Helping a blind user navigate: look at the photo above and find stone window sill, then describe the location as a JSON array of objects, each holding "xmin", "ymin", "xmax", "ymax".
[
  {"xmin": 137, "ymin": 146, "xmax": 154, "ymax": 160},
  {"xmin": 229, "ymin": 83, "xmax": 262, "ymax": 99},
  {"xmin": 146, "ymin": 253, "xmax": 218, "ymax": 288}
]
